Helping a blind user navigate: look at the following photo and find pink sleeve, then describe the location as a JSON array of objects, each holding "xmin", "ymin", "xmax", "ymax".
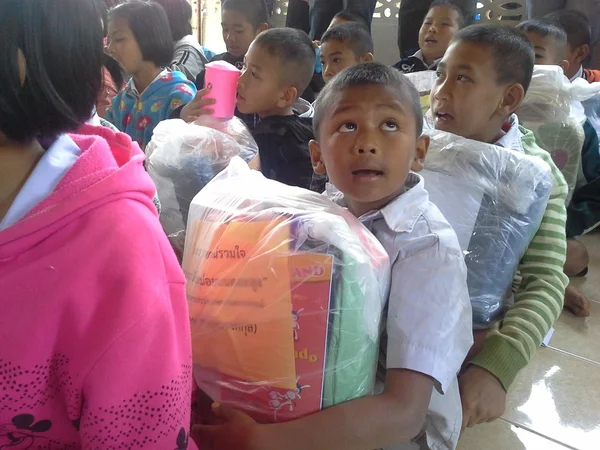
[{"xmin": 78, "ymin": 281, "xmax": 198, "ymax": 450}]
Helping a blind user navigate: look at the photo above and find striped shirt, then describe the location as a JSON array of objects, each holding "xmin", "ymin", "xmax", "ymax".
[{"xmin": 471, "ymin": 116, "xmax": 569, "ymax": 389}]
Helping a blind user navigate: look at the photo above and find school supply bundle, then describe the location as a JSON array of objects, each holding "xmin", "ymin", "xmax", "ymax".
[
  {"xmin": 183, "ymin": 157, "xmax": 390, "ymax": 422},
  {"xmin": 422, "ymin": 130, "xmax": 553, "ymax": 329},
  {"xmin": 147, "ymin": 117, "xmax": 258, "ymax": 256},
  {"xmin": 517, "ymin": 65, "xmax": 600, "ymax": 203}
]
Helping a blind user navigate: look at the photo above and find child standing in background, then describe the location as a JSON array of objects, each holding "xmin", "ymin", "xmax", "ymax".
[
  {"xmin": 106, "ymin": 0, "xmax": 196, "ymax": 149},
  {"xmin": 154, "ymin": 0, "xmax": 209, "ymax": 82},
  {"xmin": 320, "ymin": 22, "xmax": 374, "ymax": 83},
  {"xmin": 0, "ymin": 0, "xmax": 195, "ymax": 447},
  {"xmin": 394, "ymin": 0, "xmax": 466, "ymax": 74},
  {"xmin": 174, "ymin": 0, "xmax": 270, "ymax": 129}
]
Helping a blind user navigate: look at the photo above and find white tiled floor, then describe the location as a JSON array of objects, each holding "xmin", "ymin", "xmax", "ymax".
[{"xmin": 459, "ymin": 233, "xmax": 600, "ymax": 450}]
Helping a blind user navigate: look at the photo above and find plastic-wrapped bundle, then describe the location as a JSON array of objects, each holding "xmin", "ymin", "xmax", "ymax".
[
  {"xmin": 146, "ymin": 117, "xmax": 258, "ymax": 256},
  {"xmin": 405, "ymin": 71, "xmax": 436, "ymax": 115},
  {"xmin": 421, "ymin": 130, "xmax": 553, "ymax": 329},
  {"xmin": 184, "ymin": 157, "xmax": 390, "ymax": 423},
  {"xmin": 517, "ymin": 66, "xmax": 600, "ymax": 204}
]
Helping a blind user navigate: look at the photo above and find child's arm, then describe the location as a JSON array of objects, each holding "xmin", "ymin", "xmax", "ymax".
[
  {"xmin": 198, "ymin": 369, "xmax": 433, "ymax": 450},
  {"xmin": 464, "ymin": 147, "xmax": 569, "ymax": 423},
  {"xmin": 197, "ymin": 234, "xmax": 473, "ymax": 450}
]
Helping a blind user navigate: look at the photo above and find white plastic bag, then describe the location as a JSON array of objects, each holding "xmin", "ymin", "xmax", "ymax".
[
  {"xmin": 184, "ymin": 157, "xmax": 390, "ymax": 422},
  {"xmin": 517, "ymin": 66, "xmax": 600, "ymax": 203},
  {"xmin": 422, "ymin": 130, "xmax": 553, "ymax": 329},
  {"xmin": 146, "ymin": 117, "xmax": 258, "ymax": 256}
]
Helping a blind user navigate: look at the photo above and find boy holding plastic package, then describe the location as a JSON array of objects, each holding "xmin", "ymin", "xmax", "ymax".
[
  {"xmin": 430, "ymin": 25, "xmax": 569, "ymax": 428},
  {"xmin": 517, "ymin": 18, "xmax": 598, "ymax": 317},
  {"xmin": 195, "ymin": 62, "xmax": 473, "ymax": 450}
]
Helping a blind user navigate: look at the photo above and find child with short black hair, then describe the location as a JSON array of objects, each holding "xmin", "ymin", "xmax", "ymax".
[
  {"xmin": 238, "ymin": 27, "xmax": 325, "ymax": 191},
  {"xmin": 330, "ymin": 8, "xmax": 370, "ymax": 29},
  {"xmin": 516, "ymin": 19, "xmax": 570, "ymax": 69},
  {"xmin": 175, "ymin": 0, "xmax": 270, "ymax": 129},
  {"xmin": 106, "ymin": 0, "xmax": 196, "ymax": 149},
  {"xmin": 394, "ymin": 0, "xmax": 466, "ymax": 74},
  {"xmin": 431, "ymin": 24, "xmax": 569, "ymax": 428},
  {"xmin": 320, "ymin": 22, "xmax": 374, "ymax": 83},
  {"xmin": 546, "ymin": 9, "xmax": 600, "ymax": 82},
  {"xmin": 0, "ymin": 0, "xmax": 195, "ymax": 447},
  {"xmin": 154, "ymin": 0, "xmax": 209, "ymax": 82},
  {"xmin": 519, "ymin": 17, "xmax": 600, "ymax": 317},
  {"xmin": 194, "ymin": 62, "xmax": 473, "ymax": 450}
]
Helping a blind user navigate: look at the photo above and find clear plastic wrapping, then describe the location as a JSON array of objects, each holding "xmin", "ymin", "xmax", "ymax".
[
  {"xmin": 183, "ymin": 157, "xmax": 390, "ymax": 422},
  {"xmin": 517, "ymin": 66, "xmax": 600, "ymax": 203},
  {"xmin": 405, "ymin": 71, "xmax": 436, "ymax": 115},
  {"xmin": 422, "ymin": 130, "xmax": 553, "ymax": 329},
  {"xmin": 146, "ymin": 117, "xmax": 258, "ymax": 257}
]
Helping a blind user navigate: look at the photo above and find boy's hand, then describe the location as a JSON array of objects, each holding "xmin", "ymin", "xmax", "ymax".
[
  {"xmin": 181, "ymin": 88, "xmax": 216, "ymax": 123},
  {"xmin": 459, "ymin": 366, "xmax": 506, "ymax": 431},
  {"xmin": 192, "ymin": 403, "xmax": 260, "ymax": 450}
]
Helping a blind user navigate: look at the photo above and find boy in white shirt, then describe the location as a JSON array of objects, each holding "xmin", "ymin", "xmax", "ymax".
[{"xmin": 195, "ymin": 62, "xmax": 473, "ymax": 450}]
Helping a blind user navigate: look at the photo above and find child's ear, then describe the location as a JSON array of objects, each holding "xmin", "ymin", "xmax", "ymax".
[
  {"xmin": 411, "ymin": 134, "xmax": 430, "ymax": 173},
  {"xmin": 256, "ymin": 23, "xmax": 270, "ymax": 34},
  {"xmin": 497, "ymin": 83, "xmax": 526, "ymax": 117},
  {"xmin": 559, "ymin": 59, "xmax": 570, "ymax": 75},
  {"xmin": 278, "ymin": 86, "xmax": 298, "ymax": 108},
  {"xmin": 309, "ymin": 140, "xmax": 327, "ymax": 175},
  {"xmin": 361, "ymin": 53, "xmax": 374, "ymax": 63},
  {"xmin": 574, "ymin": 44, "xmax": 591, "ymax": 66}
]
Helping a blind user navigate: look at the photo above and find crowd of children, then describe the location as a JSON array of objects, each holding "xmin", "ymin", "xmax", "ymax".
[{"xmin": 1, "ymin": 0, "xmax": 599, "ymax": 449}]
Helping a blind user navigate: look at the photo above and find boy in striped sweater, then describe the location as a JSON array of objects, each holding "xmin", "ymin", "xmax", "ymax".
[{"xmin": 430, "ymin": 25, "xmax": 569, "ymax": 428}]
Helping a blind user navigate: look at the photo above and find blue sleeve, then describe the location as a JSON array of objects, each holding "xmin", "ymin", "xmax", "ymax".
[{"xmin": 165, "ymin": 84, "xmax": 197, "ymax": 119}]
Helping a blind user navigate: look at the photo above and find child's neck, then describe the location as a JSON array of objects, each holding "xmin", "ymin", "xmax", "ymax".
[
  {"xmin": 132, "ymin": 64, "xmax": 163, "ymax": 94},
  {"xmin": 0, "ymin": 137, "xmax": 45, "ymax": 223},
  {"xmin": 257, "ymin": 105, "xmax": 294, "ymax": 119}
]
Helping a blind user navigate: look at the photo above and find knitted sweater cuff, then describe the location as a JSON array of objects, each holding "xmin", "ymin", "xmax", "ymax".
[{"xmin": 469, "ymin": 335, "xmax": 529, "ymax": 391}]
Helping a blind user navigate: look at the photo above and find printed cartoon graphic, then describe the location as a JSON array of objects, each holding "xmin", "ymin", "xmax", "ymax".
[
  {"xmin": 292, "ymin": 308, "xmax": 304, "ymax": 341},
  {"xmin": 0, "ymin": 414, "xmax": 52, "ymax": 449},
  {"xmin": 266, "ymin": 382, "xmax": 311, "ymax": 420}
]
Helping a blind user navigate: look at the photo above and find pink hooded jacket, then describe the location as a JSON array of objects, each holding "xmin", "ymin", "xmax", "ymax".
[{"xmin": 0, "ymin": 125, "xmax": 197, "ymax": 449}]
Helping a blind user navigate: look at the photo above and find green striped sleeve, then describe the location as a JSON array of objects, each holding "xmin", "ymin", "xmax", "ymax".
[{"xmin": 471, "ymin": 131, "xmax": 569, "ymax": 390}]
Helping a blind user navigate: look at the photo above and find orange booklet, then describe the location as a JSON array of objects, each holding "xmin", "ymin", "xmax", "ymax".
[{"xmin": 186, "ymin": 218, "xmax": 334, "ymax": 422}]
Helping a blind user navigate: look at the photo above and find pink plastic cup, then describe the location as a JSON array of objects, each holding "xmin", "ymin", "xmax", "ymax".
[{"xmin": 204, "ymin": 60, "xmax": 242, "ymax": 119}]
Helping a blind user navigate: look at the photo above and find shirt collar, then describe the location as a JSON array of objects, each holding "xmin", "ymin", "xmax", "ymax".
[
  {"xmin": 413, "ymin": 50, "xmax": 441, "ymax": 70},
  {"xmin": 128, "ymin": 69, "xmax": 169, "ymax": 98},
  {"xmin": 495, "ymin": 114, "xmax": 524, "ymax": 153},
  {"xmin": 571, "ymin": 65, "xmax": 584, "ymax": 83},
  {"xmin": 327, "ymin": 172, "xmax": 428, "ymax": 233}
]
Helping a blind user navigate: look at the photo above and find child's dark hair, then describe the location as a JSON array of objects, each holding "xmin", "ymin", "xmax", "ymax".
[
  {"xmin": 332, "ymin": 9, "xmax": 369, "ymax": 29},
  {"xmin": 516, "ymin": 18, "xmax": 568, "ymax": 47},
  {"xmin": 253, "ymin": 28, "xmax": 316, "ymax": 93},
  {"xmin": 109, "ymin": 1, "xmax": 174, "ymax": 67},
  {"xmin": 452, "ymin": 25, "xmax": 535, "ymax": 93},
  {"xmin": 429, "ymin": 0, "xmax": 468, "ymax": 28},
  {"xmin": 221, "ymin": 0, "xmax": 270, "ymax": 29},
  {"xmin": 0, "ymin": 0, "xmax": 104, "ymax": 142},
  {"xmin": 153, "ymin": 0, "xmax": 194, "ymax": 42},
  {"xmin": 321, "ymin": 23, "xmax": 374, "ymax": 58},
  {"xmin": 313, "ymin": 62, "xmax": 422, "ymax": 139},
  {"xmin": 545, "ymin": 9, "xmax": 592, "ymax": 48}
]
